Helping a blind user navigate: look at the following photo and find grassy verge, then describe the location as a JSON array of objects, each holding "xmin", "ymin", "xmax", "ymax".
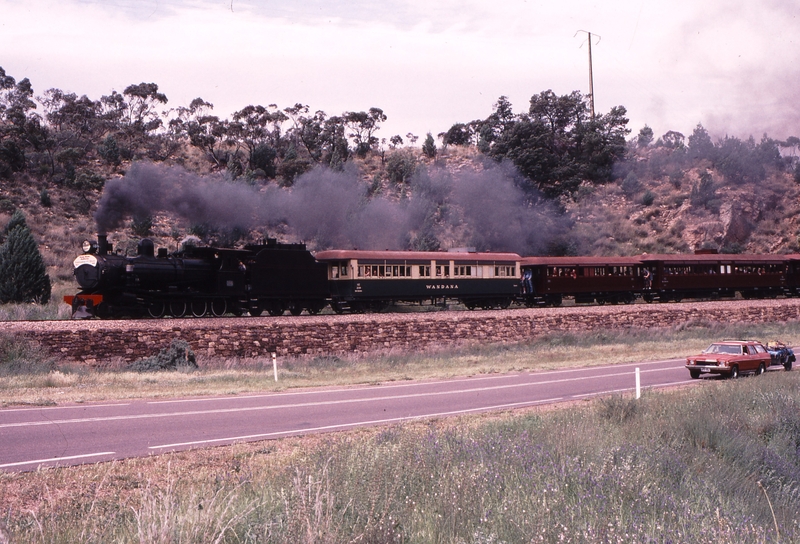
[
  {"xmin": 3, "ymin": 370, "xmax": 800, "ymax": 542},
  {"xmin": 2, "ymin": 320, "xmax": 800, "ymax": 406}
]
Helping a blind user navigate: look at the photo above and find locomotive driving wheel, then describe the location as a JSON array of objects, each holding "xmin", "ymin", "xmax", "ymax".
[
  {"xmin": 211, "ymin": 299, "xmax": 227, "ymax": 317},
  {"xmin": 191, "ymin": 300, "xmax": 207, "ymax": 318},
  {"xmin": 147, "ymin": 301, "xmax": 165, "ymax": 318},
  {"xmin": 169, "ymin": 301, "xmax": 187, "ymax": 318}
]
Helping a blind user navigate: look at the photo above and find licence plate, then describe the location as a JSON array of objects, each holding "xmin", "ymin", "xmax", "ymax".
[{"xmin": 700, "ymin": 368, "xmax": 710, "ymax": 373}]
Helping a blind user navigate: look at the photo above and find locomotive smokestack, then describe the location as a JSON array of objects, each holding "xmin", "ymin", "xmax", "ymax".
[{"xmin": 98, "ymin": 234, "xmax": 109, "ymax": 255}]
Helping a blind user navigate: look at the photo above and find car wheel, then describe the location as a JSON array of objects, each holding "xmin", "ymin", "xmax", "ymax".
[
  {"xmin": 757, "ymin": 363, "xmax": 766, "ymax": 376},
  {"xmin": 689, "ymin": 369, "xmax": 700, "ymax": 379},
  {"xmin": 729, "ymin": 365, "xmax": 739, "ymax": 379},
  {"xmin": 785, "ymin": 360, "xmax": 793, "ymax": 371}
]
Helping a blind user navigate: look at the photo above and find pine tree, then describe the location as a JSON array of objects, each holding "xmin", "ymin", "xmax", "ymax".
[
  {"xmin": 422, "ymin": 132, "xmax": 437, "ymax": 159},
  {"xmin": 0, "ymin": 210, "xmax": 51, "ymax": 303}
]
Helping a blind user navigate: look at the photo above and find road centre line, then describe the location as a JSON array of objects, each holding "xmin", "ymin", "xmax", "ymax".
[
  {"xmin": 1, "ymin": 403, "xmax": 130, "ymax": 413},
  {"xmin": 0, "ymin": 368, "xmax": 676, "ymax": 429},
  {"xmin": 0, "ymin": 451, "xmax": 116, "ymax": 469},
  {"xmin": 571, "ymin": 378, "xmax": 697, "ymax": 399},
  {"xmin": 146, "ymin": 360, "xmax": 681, "ymax": 405},
  {"xmin": 149, "ymin": 397, "xmax": 565, "ymax": 450}
]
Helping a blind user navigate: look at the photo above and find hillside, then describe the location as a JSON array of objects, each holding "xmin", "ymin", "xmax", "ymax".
[{"xmin": 1, "ymin": 141, "xmax": 798, "ymax": 302}]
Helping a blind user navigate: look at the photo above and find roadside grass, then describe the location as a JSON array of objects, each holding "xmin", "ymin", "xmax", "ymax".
[
  {"xmin": 2, "ymin": 320, "xmax": 800, "ymax": 406},
  {"xmin": 3, "ymin": 371, "xmax": 800, "ymax": 542},
  {"xmin": 0, "ymin": 299, "xmax": 72, "ymax": 321}
]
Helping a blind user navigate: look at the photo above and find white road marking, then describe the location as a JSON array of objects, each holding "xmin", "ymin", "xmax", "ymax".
[
  {"xmin": 147, "ymin": 359, "xmax": 683, "ymax": 405},
  {"xmin": 0, "ymin": 366, "xmax": 681, "ymax": 429},
  {"xmin": 1, "ymin": 403, "xmax": 129, "ymax": 412},
  {"xmin": 572, "ymin": 379, "xmax": 697, "ymax": 398},
  {"xmin": 0, "ymin": 451, "xmax": 116, "ymax": 468},
  {"xmin": 149, "ymin": 397, "xmax": 565, "ymax": 449}
]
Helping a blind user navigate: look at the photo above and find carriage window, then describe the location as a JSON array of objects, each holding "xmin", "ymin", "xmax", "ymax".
[
  {"xmin": 331, "ymin": 266, "xmax": 339, "ymax": 279},
  {"xmin": 454, "ymin": 265, "xmax": 475, "ymax": 277},
  {"xmin": 419, "ymin": 265, "xmax": 431, "ymax": 277},
  {"xmin": 495, "ymin": 265, "xmax": 515, "ymax": 277}
]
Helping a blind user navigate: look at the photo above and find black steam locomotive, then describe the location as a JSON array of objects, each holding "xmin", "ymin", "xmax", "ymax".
[
  {"xmin": 65, "ymin": 235, "xmax": 800, "ymax": 318},
  {"xmin": 66, "ymin": 235, "xmax": 329, "ymax": 318}
]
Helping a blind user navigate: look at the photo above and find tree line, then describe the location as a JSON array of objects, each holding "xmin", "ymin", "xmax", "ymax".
[
  {"xmin": 0, "ymin": 66, "xmax": 398, "ymax": 188},
  {"xmin": 3, "ymin": 64, "xmax": 799, "ymax": 203}
]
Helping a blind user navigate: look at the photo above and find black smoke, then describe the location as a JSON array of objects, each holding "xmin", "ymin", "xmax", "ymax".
[
  {"xmin": 95, "ymin": 163, "xmax": 263, "ymax": 235},
  {"xmin": 94, "ymin": 161, "xmax": 562, "ymax": 254}
]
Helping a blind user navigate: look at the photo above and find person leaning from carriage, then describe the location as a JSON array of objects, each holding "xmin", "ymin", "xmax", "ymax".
[
  {"xmin": 522, "ymin": 269, "xmax": 533, "ymax": 295},
  {"xmin": 642, "ymin": 268, "xmax": 652, "ymax": 290}
]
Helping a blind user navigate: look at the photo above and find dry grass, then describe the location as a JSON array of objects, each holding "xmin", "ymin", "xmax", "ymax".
[
  {"xmin": 3, "ymin": 321, "xmax": 799, "ymax": 407},
  {"xmin": 4, "ymin": 372, "xmax": 800, "ymax": 542}
]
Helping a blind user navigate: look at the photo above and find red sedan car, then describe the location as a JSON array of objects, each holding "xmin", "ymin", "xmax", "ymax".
[{"xmin": 685, "ymin": 340, "xmax": 772, "ymax": 379}]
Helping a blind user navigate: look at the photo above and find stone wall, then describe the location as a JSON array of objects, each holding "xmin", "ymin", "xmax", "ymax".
[{"xmin": 10, "ymin": 299, "xmax": 800, "ymax": 369}]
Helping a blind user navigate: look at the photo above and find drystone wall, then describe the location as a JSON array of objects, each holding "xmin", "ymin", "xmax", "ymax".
[{"xmin": 8, "ymin": 299, "xmax": 800, "ymax": 369}]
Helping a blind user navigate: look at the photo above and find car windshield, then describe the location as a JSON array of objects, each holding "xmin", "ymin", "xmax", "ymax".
[{"xmin": 703, "ymin": 344, "xmax": 742, "ymax": 355}]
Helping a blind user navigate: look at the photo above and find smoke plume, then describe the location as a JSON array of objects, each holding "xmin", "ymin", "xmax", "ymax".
[{"xmin": 94, "ymin": 161, "xmax": 562, "ymax": 254}]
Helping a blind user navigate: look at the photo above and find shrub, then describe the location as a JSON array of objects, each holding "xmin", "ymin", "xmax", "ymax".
[
  {"xmin": 97, "ymin": 136, "xmax": 121, "ymax": 166},
  {"xmin": 129, "ymin": 339, "xmax": 198, "ymax": 372},
  {"xmin": 669, "ymin": 170, "xmax": 684, "ymax": 189},
  {"xmin": 386, "ymin": 150, "xmax": 417, "ymax": 185},
  {"xmin": 690, "ymin": 170, "xmax": 718, "ymax": 210},
  {"xmin": 621, "ymin": 172, "xmax": 641, "ymax": 196},
  {"xmin": 641, "ymin": 190, "xmax": 655, "ymax": 206},
  {"xmin": 39, "ymin": 187, "xmax": 51, "ymax": 207},
  {"xmin": 0, "ymin": 334, "xmax": 54, "ymax": 375},
  {"xmin": 130, "ymin": 215, "xmax": 153, "ymax": 237},
  {"xmin": 249, "ymin": 144, "xmax": 277, "ymax": 178},
  {"xmin": 0, "ymin": 199, "xmax": 15, "ymax": 214}
]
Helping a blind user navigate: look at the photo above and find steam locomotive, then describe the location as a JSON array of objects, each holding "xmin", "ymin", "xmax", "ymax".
[
  {"xmin": 65, "ymin": 235, "xmax": 800, "ymax": 318},
  {"xmin": 65, "ymin": 235, "xmax": 329, "ymax": 318}
]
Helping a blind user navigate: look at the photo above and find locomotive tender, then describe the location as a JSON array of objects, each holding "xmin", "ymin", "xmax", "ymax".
[{"xmin": 65, "ymin": 234, "xmax": 800, "ymax": 318}]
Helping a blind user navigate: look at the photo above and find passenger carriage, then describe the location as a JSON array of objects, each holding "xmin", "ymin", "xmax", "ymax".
[
  {"xmin": 314, "ymin": 249, "xmax": 522, "ymax": 312},
  {"xmin": 640, "ymin": 253, "xmax": 789, "ymax": 302},
  {"xmin": 520, "ymin": 256, "xmax": 645, "ymax": 306}
]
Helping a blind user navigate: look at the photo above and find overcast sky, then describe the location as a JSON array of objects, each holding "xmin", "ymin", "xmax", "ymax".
[{"xmin": 2, "ymin": 0, "xmax": 799, "ymax": 144}]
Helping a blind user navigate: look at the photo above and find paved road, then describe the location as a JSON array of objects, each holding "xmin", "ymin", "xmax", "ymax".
[{"xmin": 1, "ymin": 358, "xmax": 705, "ymax": 471}]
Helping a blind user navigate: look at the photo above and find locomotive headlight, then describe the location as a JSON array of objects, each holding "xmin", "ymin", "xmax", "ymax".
[{"xmin": 82, "ymin": 240, "xmax": 97, "ymax": 254}]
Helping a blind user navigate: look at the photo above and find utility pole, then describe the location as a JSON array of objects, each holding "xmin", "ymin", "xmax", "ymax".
[{"xmin": 575, "ymin": 30, "xmax": 600, "ymax": 119}]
